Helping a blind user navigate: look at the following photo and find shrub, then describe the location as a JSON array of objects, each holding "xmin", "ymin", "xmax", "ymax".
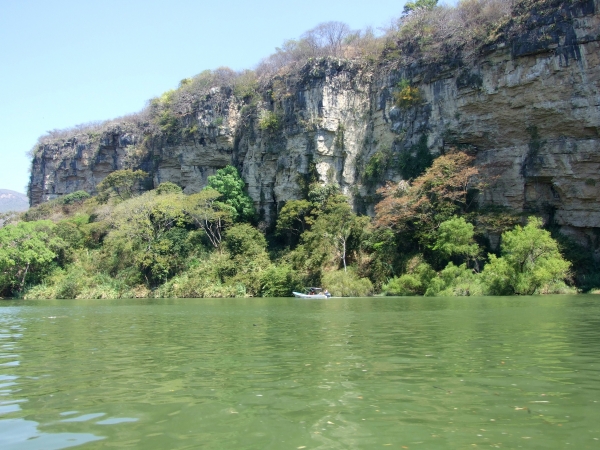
[
  {"xmin": 23, "ymin": 262, "xmax": 131, "ymax": 300},
  {"xmin": 322, "ymin": 269, "xmax": 373, "ymax": 297},
  {"xmin": 382, "ymin": 274, "xmax": 423, "ymax": 296},
  {"xmin": 396, "ymin": 135, "xmax": 433, "ymax": 180},
  {"xmin": 382, "ymin": 256, "xmax": 435, "ymax": 296},
  {"xmin": 258, "ymin": 110, "xmax": 281, "ymax": 133},
  {"xmin": 363, "ymin": 149, "xmax": 392, "ymax": 184},
  {"xmin": 23, "ymin": 283, "xmax": 58, "ymax": 300},
  {"xmin": 232, "ymin": 70, "xmax": 259, "ymax": 100},
  {"xmin": 424, "ymin": 262, "xmax": 484, "ymax": 296},
  {"xmin": 61, "ymin": 190, "xmax": 90, "ymax": 205},
  {"xmin": 550, "ymin": 231, "xmax": 600, "ymax": 292},
  {"xmin": 155, "ymin": 181, "xmax": 183, "ymax": 195},
  {"xmin": 97, "ymin": 169, "xmax": 148, "ymax": 202},
  {"xmin": 481, "ymin": 217, "xmax": 570, "ymax": 295},
  {"xmin": 54, "ymin": 267, "xmax": 86, "ymax": 299},
  {"xmin": 225, "ymin": 224, "xmax": 267, "ymax": 258},
  {"xmin": 261, "ymin": 264, "xmax": 301, "ymax": 297},
  {"xmin": 157, "ymin": 253, "xmax": 226, "ymax": 298},
  {"xmin": 394, "ymin": 79, "xmax": 422, "ymax": 109},
  {"xmin": 159, "ymin": 273, "xmax": 233, "ymax": 299},
  {"xmin": 395, "ymin": 0, "xmax": 512, "ymax": 64},
  {"xmin": 55, "ymin": 221, "xmax": 85, "ymax": 249}
]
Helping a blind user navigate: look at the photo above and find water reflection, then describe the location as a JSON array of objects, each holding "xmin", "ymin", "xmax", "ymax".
[{"xmin": 0, "ymin": 417, "xmax": 103, "ymax": 450}]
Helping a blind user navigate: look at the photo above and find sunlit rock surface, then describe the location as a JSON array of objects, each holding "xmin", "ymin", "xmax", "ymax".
[{"xmin": 28, "ymin": 0, "xmax": 600, "ymax": 244}]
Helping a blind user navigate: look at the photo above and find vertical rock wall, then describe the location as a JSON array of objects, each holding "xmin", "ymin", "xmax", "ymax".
[{"xmin": 28, "ymin": 0, "xmax": 600, "ymax": 246}]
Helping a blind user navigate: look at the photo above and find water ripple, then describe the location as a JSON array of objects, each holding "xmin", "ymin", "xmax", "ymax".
[{"xmin": 0, "ymin": 296, "xmax": 598, "ymax": 449}]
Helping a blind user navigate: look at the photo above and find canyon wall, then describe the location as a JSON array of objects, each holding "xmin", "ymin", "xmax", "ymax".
[{"xmin": 29, "ymin": 0, "xmax": 600, "ymax": 246}]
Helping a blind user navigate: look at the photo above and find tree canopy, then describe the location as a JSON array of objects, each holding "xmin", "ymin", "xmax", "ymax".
[
  {"xmin": 0, "ymin": 220, "xmax": 65, "ymax": 295},
  {"xmin": 374, "ymin": 151, "xmax": 481, "ymax": 246},
  {"xmin": 482, "ymin": 217, "xmax": 571, "ymax": 295},
  {"xmin": 403, "ymin": 0, "xmax": 438, "ymax": 15},
  {"xmin": 97, "ymin": 169, "xmax": 148, "ymax": 202},
  {"xmin": 205, "ymin": 166, "xmax": 255, "ymax": 223}
]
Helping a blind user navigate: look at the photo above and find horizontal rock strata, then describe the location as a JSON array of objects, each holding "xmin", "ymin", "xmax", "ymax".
[{"xmin": 28, "ymin": 0, "xmax": 600, "ymax": 249}]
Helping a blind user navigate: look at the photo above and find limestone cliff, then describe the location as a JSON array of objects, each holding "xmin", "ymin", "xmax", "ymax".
[{"xmin": 28, "ymin": 0, "xmax": 600, "ymax": 247}]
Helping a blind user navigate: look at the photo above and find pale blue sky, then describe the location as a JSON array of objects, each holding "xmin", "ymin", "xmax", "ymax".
[{"xmin": 0, "ymin": 0, "xmax": 455, "ymax": 195}]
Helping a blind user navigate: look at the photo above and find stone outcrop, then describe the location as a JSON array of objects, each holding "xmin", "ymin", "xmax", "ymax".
[{"xmin": 28, "ymin": 0, "xmax": 600, "ymax": 247}]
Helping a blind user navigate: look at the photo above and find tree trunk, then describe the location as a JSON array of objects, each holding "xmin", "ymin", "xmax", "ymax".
[{"xmin": 20, "ymin": 262, "xmax": 30, "ymax": 292}]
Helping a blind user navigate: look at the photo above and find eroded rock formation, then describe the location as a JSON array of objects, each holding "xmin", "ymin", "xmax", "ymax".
[{"xmin": 28, "ymin": 0, "xmax": 600, "ymax": 247}]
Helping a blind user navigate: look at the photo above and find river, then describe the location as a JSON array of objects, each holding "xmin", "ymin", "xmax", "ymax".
[{"xmin": 0, "ymin": 296, "xmax": 599, "ymax": 449}]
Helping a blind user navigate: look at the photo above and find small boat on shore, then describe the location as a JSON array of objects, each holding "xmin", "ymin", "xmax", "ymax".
[{"xmin": 292, "ymin": 287, "xmax": 331, "ymax": 299}]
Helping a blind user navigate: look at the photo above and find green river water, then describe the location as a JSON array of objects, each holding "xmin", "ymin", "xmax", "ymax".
[{"xmin": 0, "ymin": 296, "xmax": 599, "ymax": 449}]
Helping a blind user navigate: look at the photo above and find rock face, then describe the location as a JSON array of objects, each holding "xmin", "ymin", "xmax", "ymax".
[{"xmin": 29, "ymin": 0, "xmax": 600, "ymax": 247}]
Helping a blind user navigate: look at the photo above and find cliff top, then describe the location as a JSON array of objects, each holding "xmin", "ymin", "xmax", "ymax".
[
  {"xmin": 28, "ymin": 0, "xmax": 531, "ymax": 157},
  {"xmin": 29, "ymin": 0, "xmax": 594, "ymax": 162}
]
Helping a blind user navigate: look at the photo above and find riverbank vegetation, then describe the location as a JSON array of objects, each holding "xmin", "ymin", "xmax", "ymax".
[{"xmin": 3, "ymin": 154, "xmax": 595, "ymax": 299}]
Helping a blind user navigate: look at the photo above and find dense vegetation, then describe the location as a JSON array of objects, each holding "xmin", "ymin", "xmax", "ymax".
[
  {"xmin": 14, "ymin": 0, "xmax": 598, "ymax": 299},
  {"xmin": 3, "ymin": 154, "xmax": 594, "ymax": 299}
]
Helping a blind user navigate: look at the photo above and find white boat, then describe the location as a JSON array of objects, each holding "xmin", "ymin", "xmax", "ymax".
[
  {"xmin": 292, "ymin": 287, "xmax": 331, "ymax": 299},
  {"xmin": 293, "ymin": 292, "xmax": 329, "ymax": 299}
]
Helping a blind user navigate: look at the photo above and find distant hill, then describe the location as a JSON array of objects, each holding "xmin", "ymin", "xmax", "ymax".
[{"xmin": 0, "ymin": 189, "xmax": 29, "ymax": 213}]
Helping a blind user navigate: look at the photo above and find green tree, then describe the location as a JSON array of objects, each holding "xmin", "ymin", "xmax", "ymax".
[
  {"xmin": 403, "ymin": 0, "xmax": 438, "ymax": 15},
  {"xmin": 432, "ymin": 216, "xmax": 480, "ymax": 269},
  {"xmin": 276, "ymin": 199, "xmax": 313, "ymax": 237},
  {"xmin": 104, "ymin": 192, "xmax": 189, "ymax": 285},
  {"xmin": 424, "ymin": 262, "xmax": 483, "ymax": 297},
  {"xmin": 382, "ymin": 256, "xmax": 435, "ymax": 296},
  {"xmin": 225, "ymin": 223, "xmax": 267, "ymax": 258},
  {"xmin": 365, "ymin": 228, "xmax": 401, "ymax": 289},
  {"xmin": 0, "ymin": 220, "xmax": 65, "ymax": 296},
  {"xmin": 55, "ymin": 220, "xmax": 85, "ymax": 249},
  {"xmin": 155, "ymin": 181, "xmax": 183, "ymax": 195},
  {"xmin": 97, "ymin": 169, "xmax": 148, "ymax": 202},
  {"xmin": 307, "ymin": 183, "xmax": 341, "ymax": 210},
  {"xmin": 185, "ymin": 188, "xmax": 233, "ymax": 249},
  {"xmin": 222, "ymin": 223, "xmax": 270, "ymax": 297},
  {"xmin": 317, "ymin": 198, "xmax": 366, "ymax": 272},
  {"xmin": 260, "ymin": 263, "xmax": 301, "ymax": 297},
  {"xmin": 294, "ymin": 194, "xmax": 368, "ymax": 275},
  {"xmin": 205, "ymin": 166, "xmax": 255, "ymax": 222},
  {"xmin": 481, "ymin": 217, "xmax": 571, "ymax": 295}
]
